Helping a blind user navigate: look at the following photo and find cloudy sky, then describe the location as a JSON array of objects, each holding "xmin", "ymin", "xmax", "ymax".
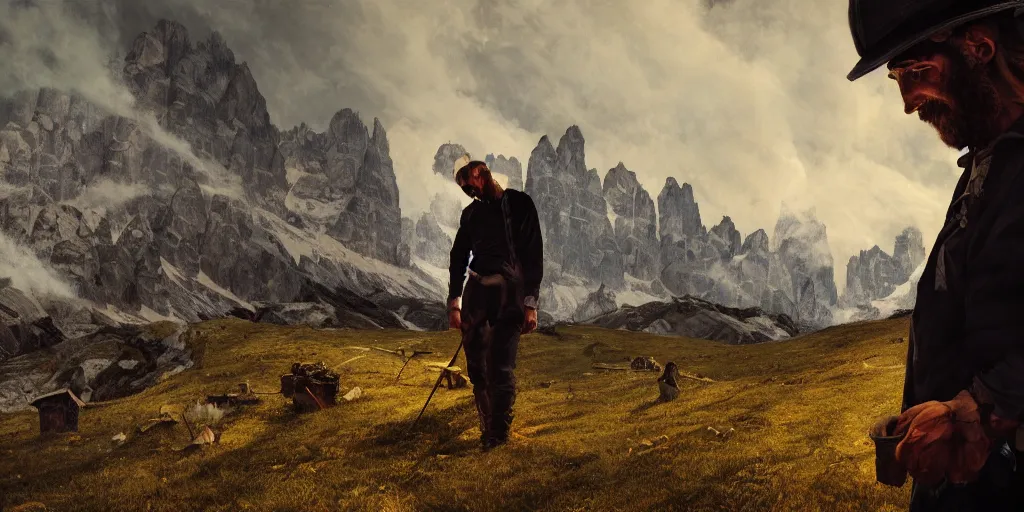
[{"xmin": 4, "ymin": 0, "xmax": 962, "ymax": 286}]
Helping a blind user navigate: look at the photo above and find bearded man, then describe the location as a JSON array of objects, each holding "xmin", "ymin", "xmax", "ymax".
[
  {"xmin": 847, "ymin": 1, "xmax": 1024, "ymax": 509},
  {"xmin": 447, "ymin": 155, "xmax": 543, "ymax": 451}
]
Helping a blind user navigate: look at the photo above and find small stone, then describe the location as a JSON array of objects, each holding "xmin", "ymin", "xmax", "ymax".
[
  {"xmin": 118, "ymin": 359, "xmax": 140, "ymax": 370},
  {"xmin": 343, "ymin": 387, "xmax": 362, "ymax": 402}
]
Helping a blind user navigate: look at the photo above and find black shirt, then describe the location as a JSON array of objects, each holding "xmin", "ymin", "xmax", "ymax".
[{"xmin": 448, "ymin": 189, "xmax": 544, "ymax": 305}]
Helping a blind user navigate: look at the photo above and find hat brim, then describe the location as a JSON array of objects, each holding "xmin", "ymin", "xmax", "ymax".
[{"xmin": 847, "ymin": 3, "xmax": 1023, "ymax": 81}]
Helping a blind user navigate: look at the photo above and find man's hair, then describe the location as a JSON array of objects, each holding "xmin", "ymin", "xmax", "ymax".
[
  {"xmin": 988, "ymin": 14, "xmax": 1024, "ymax": 93},
  {"xmin": 951, "ymin": 13, "xmax": 1024, "ymax": 89}
]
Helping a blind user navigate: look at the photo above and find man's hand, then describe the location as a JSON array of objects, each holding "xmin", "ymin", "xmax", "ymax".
[
  {"xmin": 447, "ymin": 298, "xmax": 462, "ymax": 330},
  {"xmin": 522, "ymin": 308, "xmax": 537, "ymax": 334},
  {"xmin": 894, "ymin": 390, "xmax": 991, "ymax": 485}
]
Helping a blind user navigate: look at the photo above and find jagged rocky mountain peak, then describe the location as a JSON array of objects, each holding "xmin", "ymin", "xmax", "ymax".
[
  {"xmin": 484, "ymin": 153, "xmax": 524, "ymax": 190},
  {"xmin": 432, "ymin": 142, "xmax": 468, "ymax": 176},
  {"xmin": 741, "ymin": 229, "xmax": 770, "ymax": 254}
]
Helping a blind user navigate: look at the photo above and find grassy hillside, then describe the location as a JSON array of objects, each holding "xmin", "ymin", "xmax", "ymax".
[{"xmin": 0, "ymin": 317, "xmax": 913, "ymax": 511}]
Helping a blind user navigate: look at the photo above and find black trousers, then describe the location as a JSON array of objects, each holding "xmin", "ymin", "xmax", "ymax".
[
  {"xmin": 909, "ymin": 443, "xmax": 1023, "ymax": 511},
  {"xmin": 459, "ymin": 273, "xmax": 525, "ymax": 441}
]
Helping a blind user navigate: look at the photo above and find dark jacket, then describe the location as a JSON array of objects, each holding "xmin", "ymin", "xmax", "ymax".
[
  {"xmin": 903, "ymin": 117, "xmax": 1024, "ymax": 511},
  {"xmin": 447, "ymin": 188, "xmax": 544, "ymax": 306},
  {"xmin": 905, "ymin": 116, "xmax": 1024, "ymax": 426}
]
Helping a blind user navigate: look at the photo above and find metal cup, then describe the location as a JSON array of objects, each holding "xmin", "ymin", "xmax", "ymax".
[{"xmin": 869, "ymin": 415, "xmax": 908, "ymax": 487}]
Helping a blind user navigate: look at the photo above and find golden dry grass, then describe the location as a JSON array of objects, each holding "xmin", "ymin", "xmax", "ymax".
[{"xmin": 0, "ymin": 317, "xmax": 913, "ymax": 512}]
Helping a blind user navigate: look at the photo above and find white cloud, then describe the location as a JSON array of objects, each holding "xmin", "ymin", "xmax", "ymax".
[
  {"xmin": 61, "ymin": 179, "xmax": 148, "ymax": 214},
  {"xmin": 0, "ymin": 231, "xmax": 75, "ymax": 299}
]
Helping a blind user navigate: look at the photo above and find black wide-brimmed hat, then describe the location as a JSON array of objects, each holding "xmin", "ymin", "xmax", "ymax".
[{"xmin": 847, "ymin": 0, "xmax": 1024, "ymax": 81}]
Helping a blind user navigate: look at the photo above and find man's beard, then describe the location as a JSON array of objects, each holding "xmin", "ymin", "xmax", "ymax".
[{"xmin": 919, "ymin": 50, "xmax": 1004, "ymax": 149}]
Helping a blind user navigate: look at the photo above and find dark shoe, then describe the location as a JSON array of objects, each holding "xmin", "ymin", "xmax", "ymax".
[{"xmin": 481, "ymin": 434, "xmax": 508, "ymax": 452}]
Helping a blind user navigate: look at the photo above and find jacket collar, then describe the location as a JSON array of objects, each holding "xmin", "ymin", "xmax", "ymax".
[{"xmin": 957, "ymin": 113, "xmax": 1024, "ymax": 168}]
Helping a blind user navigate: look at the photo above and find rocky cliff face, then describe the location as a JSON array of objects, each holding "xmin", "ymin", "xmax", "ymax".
[
  {"xmin": 485, "ymin": 154, "xmax": 524, "ymax": 190},
  {"xmin": 0, "ymin": 20, "xmax": 445, "ymax": 358},
  {"xmin": 573, "ymin": 283, "xmax": 618, "ymax": 322},
  {"xmin": 279, "ymin": 110, "xmax": 404, "ymax": 266},
  {"xmin": 432, "ymin": 143, "xmax": 468, "ymax": 177},
  {"xmin": 524, "ymin": 127, "xmax": 622, "ymax": 289},
  {"xmin": 658, "ymin": 178, "xmax": 705, "ymax": 242},
  {"xmin": 893, "ymin": 227, "xmax": 926, "ymax": 282},
  {"xmin": 414, "ymin": 213, "xmax": 452, "ymax": 269},
  {"xmin": 709, "ymin": 216, "xmax": 742, "ymax": 260},
  {"xmin": 603, "ymin": 163, "xmax": 659, "ymax": 281},
  {"xmin": 772, "ymin": 206, "xmax": 838, "ymax": 326},
  {"xmin": 586, "ymin": 295, "xmax": 798, "ymax": 345},
  {"xmin": 514, "ymin": 126, "xmax": 844, "ymax": 328},
  {"xmin": 844, "ymin": 246, "xmax": 897, "ymax": 306},
  {"xmin": 842, "ymin": 226, "xmax": 926, "ymax": 307},
  {"xmin": 428, "ymin": 193, "xmax": 463, "ymax": 230},
  {"xmin": 123, "ymin": 20, "xmax": 289, "ymax": 205}
]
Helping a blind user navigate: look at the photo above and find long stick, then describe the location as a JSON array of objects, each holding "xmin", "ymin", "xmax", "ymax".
[{"xmin": 410, "ymin": 340, "xmax": 464, "ymax": 431}]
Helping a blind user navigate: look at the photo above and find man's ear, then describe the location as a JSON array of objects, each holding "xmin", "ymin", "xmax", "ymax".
[{"xmin": 962, "ymin": 24, "xmax": 998, "ymax": 64}]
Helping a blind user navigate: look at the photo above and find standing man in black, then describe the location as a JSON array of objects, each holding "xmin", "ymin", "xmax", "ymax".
[
  {"xmin": 847, "ymin": 1, "xmax": 1024, "ymax": 509},
  {"xmin": 447, "ymin": 154, "xmax": 543, "ymax": 451}
]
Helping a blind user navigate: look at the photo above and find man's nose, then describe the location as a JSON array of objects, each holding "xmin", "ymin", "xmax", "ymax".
[{"xmin": 900, "ymin": 84, "xmax": 928, "ymax": 115}]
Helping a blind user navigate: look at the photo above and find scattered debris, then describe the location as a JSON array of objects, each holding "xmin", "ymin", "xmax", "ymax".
[
  {"xmin": 658, "ymin": 362, "xmax": 681, "ymax": 402},
  {"xmin": 281, "ymin": 362, "xmax": 340, "ymax": 413},
  {"xmin": 137, "ymin": 412, "xmax": 178, "ymax": 434},
  {"xmin": 30, "ymin": 389, "xmax": 85, "ymax": 435},
  {"xmin": 342, "ymin": 387, "xmax": 363, "ymax": 402},
  {"xmin": 160, "ymin": 404, "xmax": 184, "ymax": 417},
  {"xmin": 707, "ymin": 426, "xmax": 735, "ymax": 439},
  {"xmin": 194, "ymin": 425, "xmax": 217, "ymax": 445},
  {"xmin": 389, "ymin": 348, "xmax": 434, "ymax": 382},
  {"xmin": 441, "ymin": 367, "xmax": 468, "ymax": 389},
  {"xmin": 590, "ymin": 357, "xmax": 664, "ymax": 372},
  {"xmin": 336, "ymin": 355, "xmax": 367, "ymax": 369},
  {"xmin": 370, "ymin": 346, "xmax": 405, "ymax": 358},
  {"xmin": 628, "ymin": 435, "xmax": 670, "ymax": 456},
  {"xmin": 206, "ymin": 383, "xmax": 261, "ymax": 408},
  {"xmin": 630, "ymin": 357, "xmax": 662, "ymax": 372},
  {"xmin": 112, "ymin": 432, "xmax": 127, "ymax": 445},
  {"xmin": 592, "ymin": 363, "xmax": 631, "ymax": 371},
  {"xmin": 181, "ymin": 425, "xmax": 220, "ymax": 453}
]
